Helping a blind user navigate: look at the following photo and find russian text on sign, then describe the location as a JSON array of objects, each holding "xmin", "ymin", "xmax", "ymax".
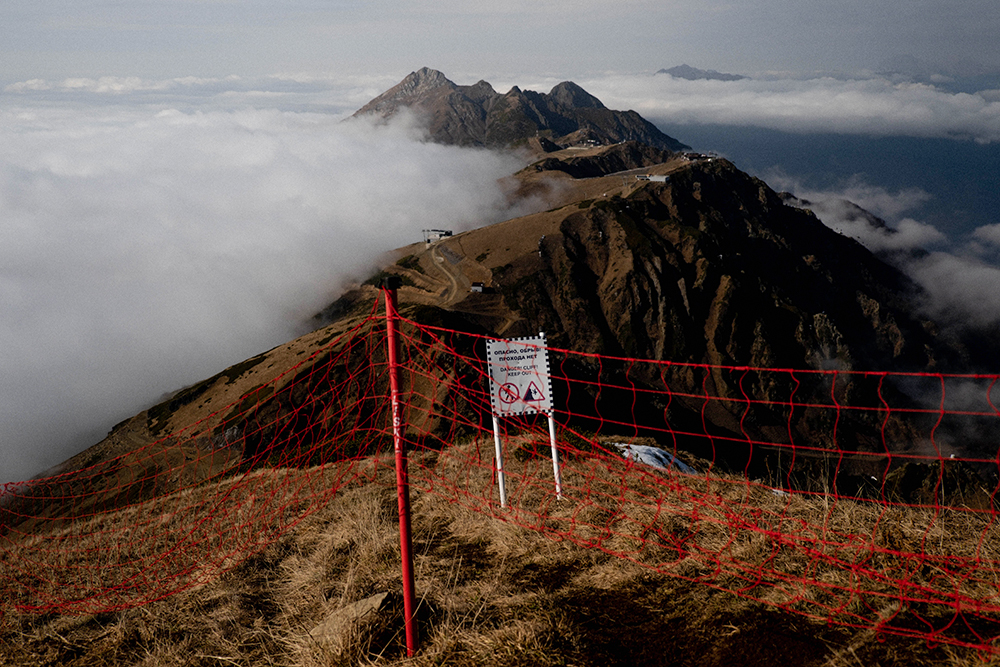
[{"xmin": 486, "ymin": 335, "xmax": 553, "ymax": 416}]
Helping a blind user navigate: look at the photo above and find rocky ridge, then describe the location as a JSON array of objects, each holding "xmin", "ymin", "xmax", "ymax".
[{"xmin": 353, "ymin": 67, "xmax": 689, "ymax": 151}]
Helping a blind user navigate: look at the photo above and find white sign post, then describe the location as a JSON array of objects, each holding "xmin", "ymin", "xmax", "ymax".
[{"xmin": 486, "ymin": 333, "xmax": 562, "ymax": 506}]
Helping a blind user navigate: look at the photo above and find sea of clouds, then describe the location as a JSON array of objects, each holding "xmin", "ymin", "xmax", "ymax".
[
  {"xmin": 2, "ymin": 69, "xmax": 999, "ymax": 484},
  {"xmin": 13, "ymin": 69, "xmax": 1000, "ymax": 143},
  {"xmin": 0, "ymin": 85, "xmax": 525, "ymax": 483},
  {"xmin": 577, "ymin": 72, "xmax": 1000, "ymax": 143}
]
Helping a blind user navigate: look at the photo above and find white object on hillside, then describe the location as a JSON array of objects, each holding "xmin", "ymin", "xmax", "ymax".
[{"xmin": 609, "ymin": 443, "xmax": 696, "ymax": 475}]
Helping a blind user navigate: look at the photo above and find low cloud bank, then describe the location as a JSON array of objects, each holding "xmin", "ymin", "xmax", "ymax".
[
  {"xmin": 579, "ymin": 73, "xmax": 1000, "ymax": 144},
  {"xmin": 0, "ymin": 104, "xmax": 523, "ymax": 484},
  {"xmin": 11, "ymin": 70, "xmax": 1000, "ymax": 144},
  {"xmin": 3, "ymin": 73, "xmax": 401, "ymax": 116},
  {"xmin": 907, "ymin": 253, "xmax": 1000, "ymax": 328},
  {"xmin": 766, "ymin": 175, "xmax": 946, "ymax": 252}
]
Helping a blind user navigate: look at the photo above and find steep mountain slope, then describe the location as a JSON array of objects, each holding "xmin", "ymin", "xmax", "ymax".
[
  {"xmin": 303, "ymin": 150, "xmax": 999, "ymax": 500},
  {"xmin": 353, "ymin": 67, "xmax": 689, "ymax": 151},
  {"xmin": 363, "ymin": 155, "xmax": 954, "ymax": 374}
]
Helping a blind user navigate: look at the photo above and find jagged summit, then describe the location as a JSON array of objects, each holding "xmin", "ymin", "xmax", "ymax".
[
  {"xmin": 353, "ymin": 68, "xmax": 688, "ymax": 152},
  {"xmin": 400, "ymin": 66, "xmax": 453, "ymax": 91},
  {"xmin": 353, "ymin": 67, "xmax": 457, "ymax": 116}
]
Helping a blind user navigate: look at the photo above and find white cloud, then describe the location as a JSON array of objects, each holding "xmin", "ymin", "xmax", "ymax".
[
  {"xmin": 770, "ymin": 177, "xmax": 944, "ymax": 252},
  {"xmin": 2, "ymin": 72, "xmax": 400, "ymax": 118},
  {"xmin": 3, "ymin": 78, "xmax": 51, "ymax": 92},
  {"xmin": 821, "ymin": 212, "xmax": 947, "ymax": 253},
  {"xmin": 778, "ymin": 178, "xmax": 1000, "ymax": 329},
  {"xmin": 822, "ymin": 206, "xmax": 945, "ymax": 253},
  {"xmin": 889, "ymin": 219, "xmax": 948, "ymax": 249},
  {"xmin": 972, "ymin": 224, "xmax": 1000, "ymax": 247},
  {"xmin": 404, "ymin": 0, "xmax": 658, "ymax": 15},
  {"xmin": 827, "ymin": 182, "xmax": 934, "ymax": 221},
  {"xmin": 4, "ymin": 75, "xmax": 213, "ymax": 94},
  {"xmin": 0, "ymin": 103, "xmax": 523, "ymax": 484},
  {"xmin": 579, "ymin": 74, "xmax": 1000, "ymax": 143},
  {"xmin": 907, "ymin": 253, "xmax": 1000, "ymax": 328}
]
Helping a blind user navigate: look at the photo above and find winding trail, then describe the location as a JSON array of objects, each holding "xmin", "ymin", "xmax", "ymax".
[{"xmin": 429, "ymin": 242, "xmax": 466, "ymax": 307}]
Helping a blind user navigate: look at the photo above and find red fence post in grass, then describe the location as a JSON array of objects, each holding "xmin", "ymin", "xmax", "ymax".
[{"xmin": 383, "ymin": 276, "xmax": 418, "ymax": 656}]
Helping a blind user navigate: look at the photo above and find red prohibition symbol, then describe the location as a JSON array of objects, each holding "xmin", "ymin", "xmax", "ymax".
[{"xmin": 498, "ymin": 383, "xmax": 520, "ymax": 404}]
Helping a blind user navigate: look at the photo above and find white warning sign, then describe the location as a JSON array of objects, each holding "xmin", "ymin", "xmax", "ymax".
[{"xmin": 486, "ymin": 334, "xmax": 553, "ymax": 416}]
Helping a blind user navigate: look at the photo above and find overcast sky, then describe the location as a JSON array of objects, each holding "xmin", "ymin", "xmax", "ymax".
[
  {"xmin": 3, "ymin": 0, "xmax": 999, "ymax": 83},
  {"xmin": 3, "ymin": 1, "xmax": 1000, "ymax": 484}
]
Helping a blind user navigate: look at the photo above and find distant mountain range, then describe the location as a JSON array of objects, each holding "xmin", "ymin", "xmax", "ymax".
[
  {"xmin": 657, "ymin": 64, "xmax": 747, "ymax": 81},
  {"xmin": 353, "ymin": 67, "xmax": 689, "ymax": 152}
]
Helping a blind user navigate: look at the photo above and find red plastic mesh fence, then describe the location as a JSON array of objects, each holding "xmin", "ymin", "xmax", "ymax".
[{"xmin": 4, "ymin": 292, "xmax": 1000, "ymax": 654}]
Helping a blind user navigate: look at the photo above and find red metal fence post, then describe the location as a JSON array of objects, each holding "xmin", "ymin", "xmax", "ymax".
[{"xmin": 383, "ymin": 276, "xmax": 418, "ymax": 656}]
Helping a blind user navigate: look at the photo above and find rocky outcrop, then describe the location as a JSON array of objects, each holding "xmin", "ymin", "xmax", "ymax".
[{"xmin": 352, "ymin": 67, "xmax": 689, "ymax": 151}]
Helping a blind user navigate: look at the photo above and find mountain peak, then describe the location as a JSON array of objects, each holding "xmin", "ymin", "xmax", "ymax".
[
  {"xmin": 352, "ymin": 67, "xmax": 457, "ymax": 117},
  {"xmin": 400, "ymin": 67, "xmax": 455, "ymax": 93},
  {"xmin": 549, "ymin": 81, "xmax": 605, "ymax": 109}
]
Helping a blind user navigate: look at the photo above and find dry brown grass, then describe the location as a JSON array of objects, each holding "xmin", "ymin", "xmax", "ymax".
[{"xmin": 3, "ymin": 440, "xmax": 1000, "ymax": 666}]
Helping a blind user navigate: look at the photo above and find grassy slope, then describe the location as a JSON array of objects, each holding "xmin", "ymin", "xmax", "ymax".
[{"xmin": 2, "ymin": 440, "xmax": 991, "ymax": 666}]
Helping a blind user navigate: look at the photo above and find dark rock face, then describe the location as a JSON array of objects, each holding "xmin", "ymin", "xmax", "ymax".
[
  {"xmin": 476, "ymin": 158, "xmax": 995, "ymax": 493},
  {"xmin": 495, "ymin": 159, "xmax": 950, "ymax": 374},
  {"xmin": 352, "ymin": 67, "xmax": 689, "ymax": 151}
]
